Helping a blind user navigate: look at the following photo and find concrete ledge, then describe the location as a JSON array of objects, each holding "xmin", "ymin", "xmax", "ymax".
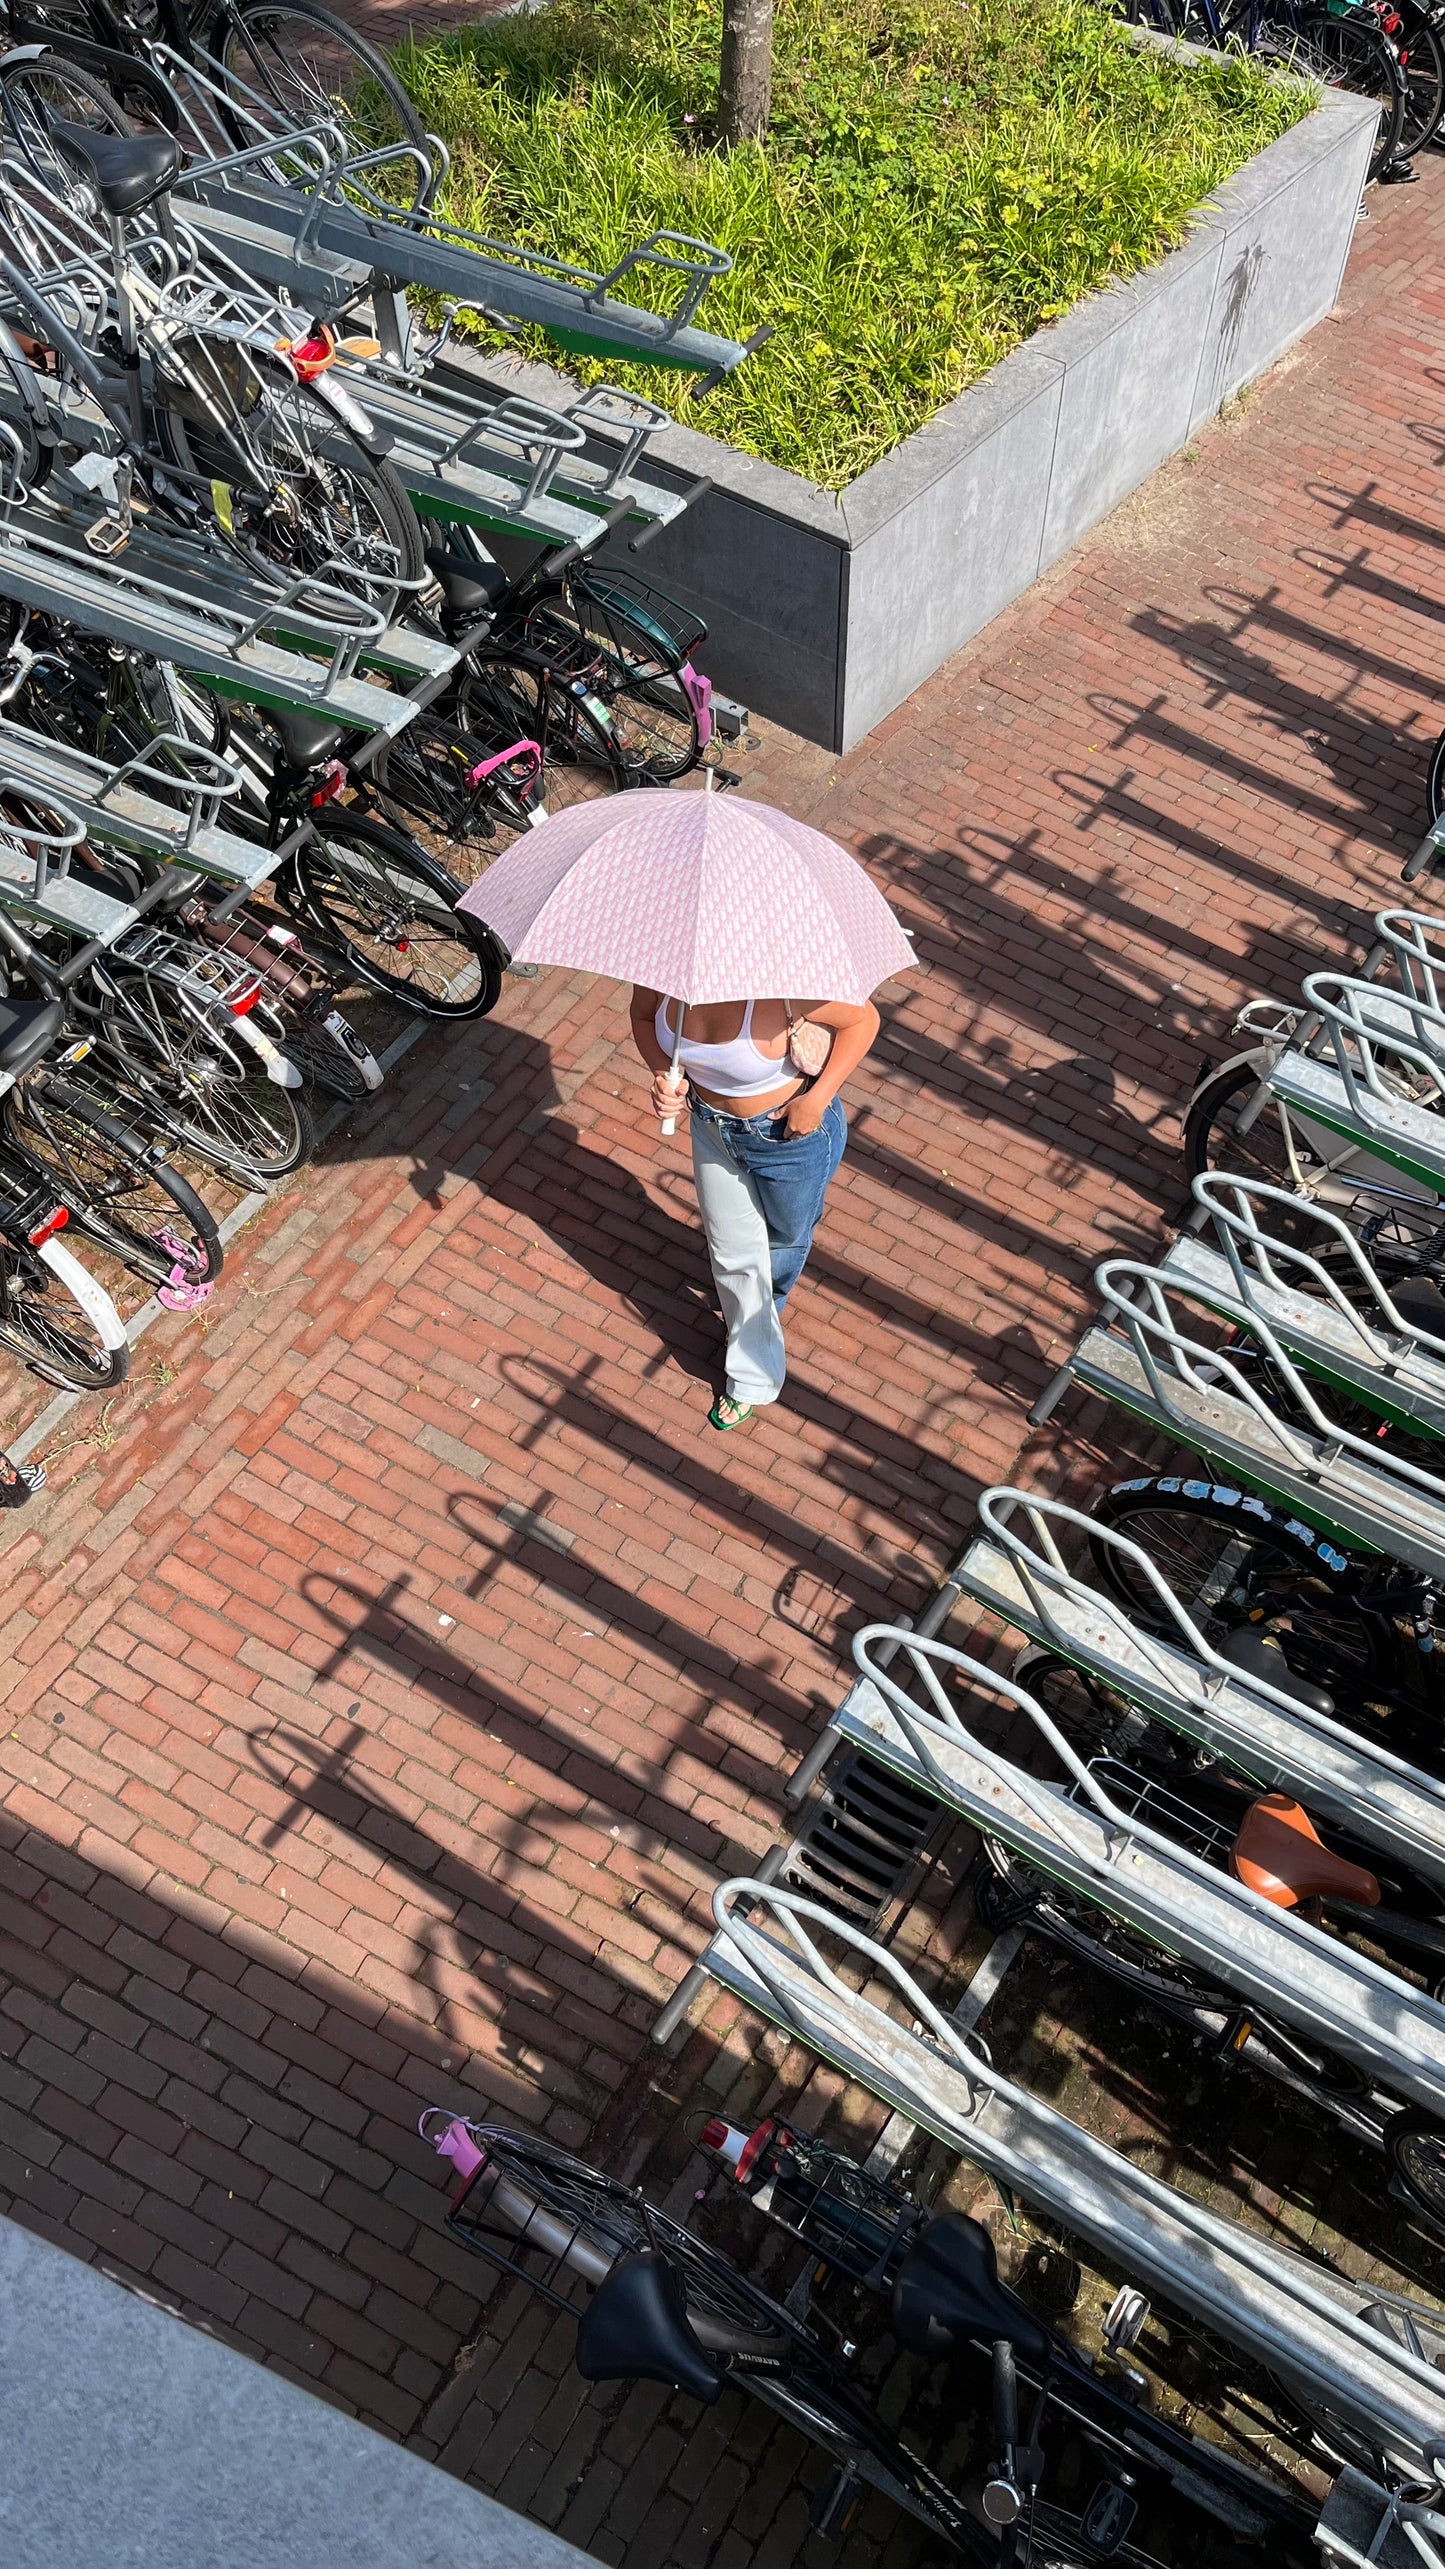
[
  {"xmin": 0, "ymin": 2217, "xmax": 589, "ymax": 2568},
  {"xmin": 462, "ymin": 77, "xmax": 1376, "ymax": 752}
]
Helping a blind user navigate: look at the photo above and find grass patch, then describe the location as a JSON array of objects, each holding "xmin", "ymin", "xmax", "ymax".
[{"xmin": 394, "ymin": 0, "xmax": 1312, "ymax": 489}]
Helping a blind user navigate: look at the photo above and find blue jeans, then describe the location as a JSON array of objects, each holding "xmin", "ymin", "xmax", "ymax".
[{"xmin": 689, "ymin": 1095, "xmax": 847, "ymax": 1405}]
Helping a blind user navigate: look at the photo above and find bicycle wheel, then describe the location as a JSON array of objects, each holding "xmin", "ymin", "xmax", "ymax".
[
  {"xmin": 158, "ymin": 371, "xmax": 424, "ymax": 623},
  {"xmin": 1183, "ymin": 1053, "xmax": 1440, "ymax": 1233},
  {"xmin": 216, "ymin": 0, "xmax": 433, "ymax": 209},
  {"xmin": 1399, "ymin": 0, "xmax": 1445, "ymax": 149},
  {"xmin": 456, "ymin": 654, "xmax": 628, "ymax": 815},
  {"xmin": 289, "ymin": 811, "xmax": 502, "ymax": 1018},
  {"xmin": 525, "ymin": 592, "xmax": 703, "ymax": 782},
  {"xmin": 369, "ymin": 714, "xmax": 539, "ymax": 879},
  {"xmin": 1385, "ymin": 2107, "xmax": 1445, "ymax": 2222},
  {"xmin": 4, "ymin": 1073, "xmax": 221, "ymax": 1289},
  {"xmin": 1280, "ymin": 10, "xmax": 1407, "ymax": 177},
  {"xmin": 0, "ymin": 1234, "xmax": 128, "ymax": 1390},
  {"xmin": 1088, "ymin": 1478, "xmax": 1382, "ymax": 1688},
  {"xmin": 95, "ymin": 971, "xmax": 315, "ymax": 1181}
]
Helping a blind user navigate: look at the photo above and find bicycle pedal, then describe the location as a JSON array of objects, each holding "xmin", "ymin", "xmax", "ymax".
[
  {"xmin": 809, "ymin": 2464, "xmax": 864, "ymax": 2543},
  {"xmin": 1082, "ymin": 2481, "xmax": 1138, "ymax": 2556},
  {"xmin": 505, "ymin": 960, "xmax": 540, "ymax": 980},
  {"xmin": 83, "ymin": 514, "xmax": 131, "ymax": 557}
]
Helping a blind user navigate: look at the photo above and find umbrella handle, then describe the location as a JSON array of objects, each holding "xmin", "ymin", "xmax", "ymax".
[{"xmin": 659, "ymin": 1005, "xmax": 686, "ymax": 1137}]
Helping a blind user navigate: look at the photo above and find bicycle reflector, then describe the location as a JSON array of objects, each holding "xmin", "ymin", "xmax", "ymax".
[
  {"xmin": 309, "ymin": 762, "xmax": 348, "ymax": 809},
  {"xmin": 226, "ymin": 979, "xmax": 263, "ymax": 1018},
  {"xmin": 279, "ymin": 329, "xmax": 337, "ymax": 382},
  {"xmin": 698, "ymin": 2116, "xmax": 775, "ymax": 2183},
  {"xmin": 27, "ymin": 1205, "xmax": 68, "ymax": 1246}
]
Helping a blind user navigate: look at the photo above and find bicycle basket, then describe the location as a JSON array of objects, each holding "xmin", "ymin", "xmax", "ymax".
[{"xmin": 573, "ymin": 567, "xmax": 707, "ymax": 672}]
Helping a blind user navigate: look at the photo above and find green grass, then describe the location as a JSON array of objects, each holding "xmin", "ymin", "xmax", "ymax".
[{"xmin": 393, "ymin": 0, "xmax": 1312, "ymax": 489}]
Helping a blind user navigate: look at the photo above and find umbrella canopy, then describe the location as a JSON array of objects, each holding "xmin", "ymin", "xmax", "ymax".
[{"xmin": 458, "ymin": 787, "xmax": 914, "ymax": 1004}]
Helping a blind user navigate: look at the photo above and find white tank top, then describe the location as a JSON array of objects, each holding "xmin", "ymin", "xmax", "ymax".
[{"xmin": 656, "ymin": 997, "xmax": 793, "ymax": 1103}]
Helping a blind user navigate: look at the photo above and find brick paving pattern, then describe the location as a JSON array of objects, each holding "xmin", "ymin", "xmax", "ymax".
[{"xmin": 3, "ymin": 133, "xmax": 1445, "ymax": 2567}]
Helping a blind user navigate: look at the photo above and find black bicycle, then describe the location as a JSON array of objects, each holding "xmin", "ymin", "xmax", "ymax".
[{"xmin": 422, "ymin": 2111, "xmax": 1316, "ymax": 2566}]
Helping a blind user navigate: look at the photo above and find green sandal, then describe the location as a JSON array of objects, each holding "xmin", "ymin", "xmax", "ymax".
[{"xmin": 708, "ymin": 1394, "xmax": 754, "ymax": 1432}]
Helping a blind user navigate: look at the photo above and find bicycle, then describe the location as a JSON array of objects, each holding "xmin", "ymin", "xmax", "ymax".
[
  {"xmin": 0, "ymin": 0, "xmax": 434, "ymax": 210},
  {"xmin": 0, "ymin": 98, "xmax": 424, "ymax": 615},
  {"xmin": 1126, "ymin": 0, "xmax": 1409, "ymax": 179},
  {"xmin": 0, "ymin": 624, "xmax": 504, "ymax": 1021},
  {"xmin": 420, "ymin": 2110, "xmax": 1317, "ymax": 2565}
]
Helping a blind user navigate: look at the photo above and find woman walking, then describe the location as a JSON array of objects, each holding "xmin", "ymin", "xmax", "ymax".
[{"xmin": 630, "ymin": 989, "xmax": 879, "ymax": 1430}]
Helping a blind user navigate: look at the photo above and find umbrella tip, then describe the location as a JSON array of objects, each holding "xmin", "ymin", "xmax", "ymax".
[{"xmin": 703, "ymin": 763, "xmax": 714, "ymax": 795}]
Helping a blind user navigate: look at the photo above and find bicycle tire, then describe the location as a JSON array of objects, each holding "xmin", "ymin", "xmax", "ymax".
[
  {"xmin": 288, "ymin": 810, "xmax": 503, "ymax": 1018},
  {"xmin": 1399, "ymin": 0, "xmax": 1445, "ymax": 150},
  {"xmin": 522, "ymin": 593, "xmax": 703, "ymax": 781},
  {"xmin": 214, "ymin": 0, "xmax": 433, "ymax": 209},
  {"xmin": 3, "ymin": 1072, "xmax": 222, "ymax": 1289},
  {"xmin": 1183, "ymin": 1053, "xmax": 1442, "ymax": 1236},
  {"xmin": 1088, "ymin": 1476, "xmax": 1382, "ymax": 1691},
  {"xmin": 0, "ymin": 1232, "xmax": 128, "ymax": 1391},
  {"xmin": 1384, "ymin": 2106, "xmax": 1445, "ymax": 2223},
  {"xmin": 158, "ymin": 377, "xmax": 424, "ymax": 622},
  {"xmin": 1286, "ymin": 10, "xmax": 1407, "ymax": 177},
  {"xmin": 455, "ymin": 651, "xmax": 629, "ymax": 813}
]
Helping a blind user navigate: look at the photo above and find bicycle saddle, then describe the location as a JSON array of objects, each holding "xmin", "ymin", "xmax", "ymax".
[
  {"xmin": 269, "ymin": 709, "xmax": 352, "ymax": 772},
  {"xmin": 51, "ymin": 122, "xmax": 181, "ymax": 218},
  {"xmin": 574, "ymin": 2251, "xmax": 722, "ymax": 2404},
  {"xmin": 890, "ymin": 2213, "xmax": 1052, "ymax": 2365},
  {"xmin": 1216, "ymin": 1624, "xmax": 1335, "ymax": 1717},
  {"xmin": 0, "ymin": 995, "xmax": 64, "ymax": 1077},
  {"xmin": 1230, "ymin": 1793, "xmax": 1381, "ymax": 1910},
  {"xmin": 425, "ymin": 545, "xmax": 509, "ymax": 623}
]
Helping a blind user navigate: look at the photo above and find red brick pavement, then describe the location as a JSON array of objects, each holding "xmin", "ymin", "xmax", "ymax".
[{"xmin": 3, "ymin": 145, "xmax": 1445, "ymax": 2563}]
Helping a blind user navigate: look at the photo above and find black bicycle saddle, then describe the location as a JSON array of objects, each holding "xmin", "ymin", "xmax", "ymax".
[
  {"xmin": 51, "ymin": 122, "xmax": 182, "ymax": 218},
  {"xmin": 1216, "ymin": 1624, "xmax": 1335, "ymax": 1718},
  {"xmin": 425, "ymin": 545, "xmax": 509, "ymax": 624},
  {"xmin": 0, "ymin": 995, "xmax": 65, "ymax": 1078},
  {"xmin": 575, "ymin": 2252, "xmax": 723, "ymax": 2403},
  {"xmin": 890, "ymin": 2213, "xmax": 1052, "ymax": 2365},
  {"xmin": 269, "ymin": 709, "xmax": 352, "ymax": 772}
]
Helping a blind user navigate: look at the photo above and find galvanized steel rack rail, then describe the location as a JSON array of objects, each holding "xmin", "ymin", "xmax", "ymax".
[{"xmin": 682, "ymin": 1879, "xmax": 1445, "ymax": 2474}]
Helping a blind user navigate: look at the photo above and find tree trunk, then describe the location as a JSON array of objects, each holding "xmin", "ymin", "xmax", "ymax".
[{"xmin": 718, "ymin": 0, "xmax": 773, "ymax": 145}]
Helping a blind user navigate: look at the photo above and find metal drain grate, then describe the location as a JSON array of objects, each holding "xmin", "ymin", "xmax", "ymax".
[{"xmin": 781, "ymin": 1750, "xmax": 944, "ymax": 1929}]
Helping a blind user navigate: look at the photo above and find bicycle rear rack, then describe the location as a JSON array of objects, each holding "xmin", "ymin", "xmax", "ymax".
[
  {"xmin": 954, "ymin": 1488, "xmax": 1445, "ymax": 1894},
  {"xmin": 683, "ymin": 1882, "xmax": 1445, "ymax": 2474},
  {"xmin": 1035, "ymin": 1255, "xmax": 1445, "ymax": 1576},
  {"xmin": 835, "ymin": 1623, "xmax": 1445, "ymax": 2128},
  {"xmin": 1168, "ymin": 1174, "xmax": 1445, "ymax": 1439}
]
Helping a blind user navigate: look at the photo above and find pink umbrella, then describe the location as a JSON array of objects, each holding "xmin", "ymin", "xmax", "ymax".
[{"xmin": 458, "ymin": 785, "xmax": 915, "ymax": 1129}]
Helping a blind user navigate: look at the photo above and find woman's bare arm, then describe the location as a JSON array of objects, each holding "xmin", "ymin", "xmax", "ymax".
[{"xmin": 783, "ymin": 999, "xmax": 880, "ymax": 1133}]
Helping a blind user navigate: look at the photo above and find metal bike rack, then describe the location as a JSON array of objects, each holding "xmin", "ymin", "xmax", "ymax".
[
  {"xmin": 954, "ymin": 1488, "xmax": 1445, "ymax": 1892},
  {"xmin": 1316, "ymin": 2465, "xmax": 1445, "ymax": 2569},
  {"xmin": 683, "ymin": 1881, "xmax": 1445, "ymax": 2471},
  {"xmin": 179, "ymin": 167, "xmax": 763, "ymax": 389},
  {"xmin": 1033, "ymin": 1257, "xmax": 1445, "ymax": 1576},
  {"xmin": 1263, "ymin": 975, "xmax": 1445, "ymax": 1199},
  {"xmin": 1166, "ymin": 1173, "xmax": 1445, "ymax": 1440},
  {"xmin": 834, "ymin": 1622, "xmax": 1445, "ymax": 2129},
  {"xmin": 0, "ymin": 713, "xmax": 280, "ymax": 900},
  {"xmin": 0, "ymin": 784, "xmax": 137, "ymax": 947},
  {"xmin": 0, "ymin": 492, "xmax": 414, "ymax": 736}
]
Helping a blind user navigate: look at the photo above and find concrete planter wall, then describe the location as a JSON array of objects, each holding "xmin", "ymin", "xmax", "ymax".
[{"xmin": 582, "ymin": 79, "xmax": 1376, "ymax": 752}]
